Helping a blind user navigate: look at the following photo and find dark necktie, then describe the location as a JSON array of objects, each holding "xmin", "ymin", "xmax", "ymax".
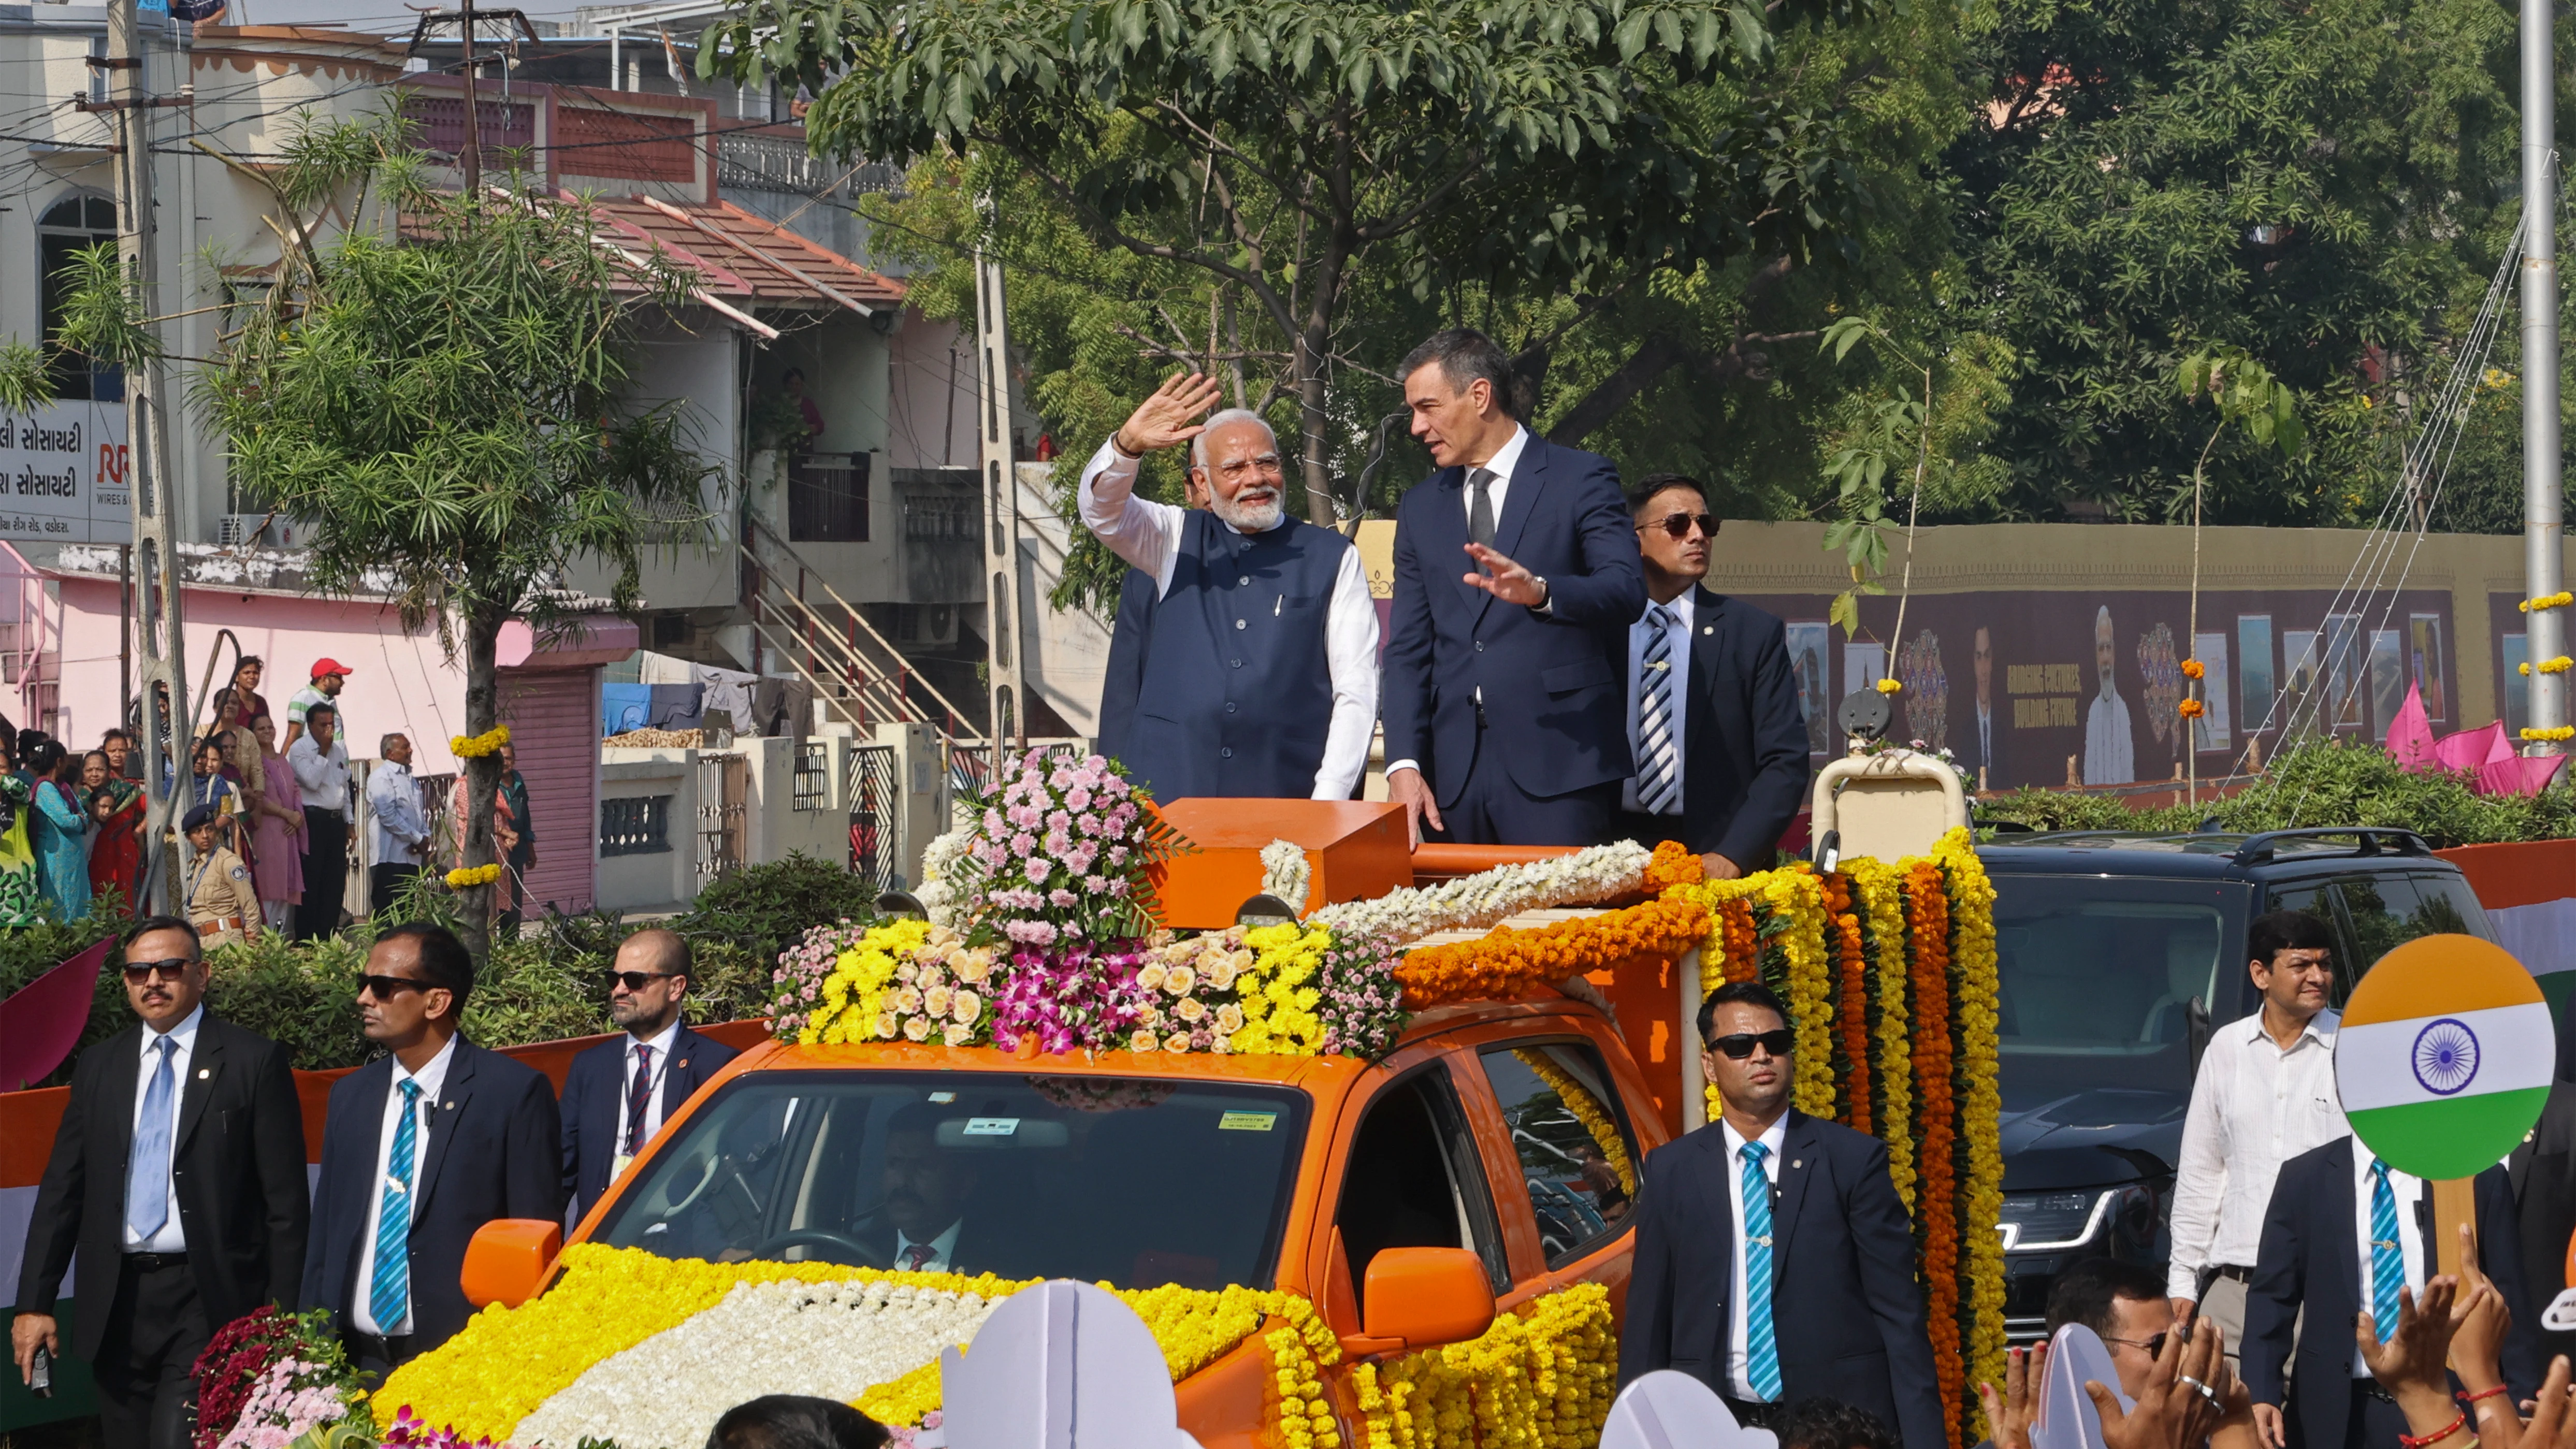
[
  {"xmin": 1467, "ymin": 467, "xmax": 1497, "ymax": 549},
  {"xmin": 625, "ymin": 1044, "xmax": 656, "ymax": 1154}
]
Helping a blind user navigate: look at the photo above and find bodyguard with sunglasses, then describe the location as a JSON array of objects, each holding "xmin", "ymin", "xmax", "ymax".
[
  {"xmin": 1620, "ymin": 981, "xmax": 1946, "ymax": 1449},
  {"xmin": 301, "ymin": 923, "xmax": 560, "ymax": 1373},
  {"xmin": 559, "ymin": 929, "xmax": 737, "ymax": 1220},
  {"xmin": 1612, "ymin": 474, "xmax": 1810, "ymax": 877},
  {"xmin": 12, "ymin": 917, "xmax": 309, "ymax": 1449}
]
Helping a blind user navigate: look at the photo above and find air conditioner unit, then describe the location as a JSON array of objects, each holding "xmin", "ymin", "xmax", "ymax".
[
  {"xmin": 896, "ymin": 603, "xmax": 957, "ymax": 647},
  {"xmin": 218, "ymin": 513, "xmax": 301, "ymax": 549}
]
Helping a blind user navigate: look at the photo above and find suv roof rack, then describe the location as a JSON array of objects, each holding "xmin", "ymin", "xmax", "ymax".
[{"xmin": 2231, "ymin": 827, "xmax": 2433, "ymax": 865}]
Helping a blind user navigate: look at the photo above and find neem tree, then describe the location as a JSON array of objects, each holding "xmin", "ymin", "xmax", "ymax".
[{"xmin": 701, "ymin": 0, "xmax": 1885, "ymax": 521}]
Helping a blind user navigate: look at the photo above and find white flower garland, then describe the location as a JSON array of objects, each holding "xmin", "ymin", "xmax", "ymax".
[
  {"xmin": 1257, "ymin": 839, "xmax": 1311, "ymax": 910},
  {"xmin": 1308, "ymin": 840, "xmax": 1653, "ymax": 948},
  {"xmin": 915, "ymin": 825, "xmax": 973, "ymax": 932},
  {"xmin": 512, "ymin": 1277, "xmax": 1002, "ymax": 1449}
]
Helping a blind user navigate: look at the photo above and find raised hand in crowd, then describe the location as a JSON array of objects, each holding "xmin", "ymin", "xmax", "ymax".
[
  {"xmin": 2521, "ymin": 1357, "xmax": 2576, "ymax": 1449},
  {"xmin": 2357, "ymin": 1277, "xmax": 2488, "ymax": 1449},
  {"xmin": 1110, "ymin": 370, "xmax": 1224, "ymax": 458},
  {"xmin": 1978, "ymin": 1338, "xmax": 2048, "ymax": 1449},
  {"xmin": 2090, "ymin": 1315, "xmax": 2235, "ymax": 1449}
]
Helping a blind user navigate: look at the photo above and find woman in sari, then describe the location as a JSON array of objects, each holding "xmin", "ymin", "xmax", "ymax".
[
  {"xmin": 85, "ymin": 747, "xmax": 142, "ymax": 915},
  {"xmin": 26, "ymin": 738, "xmax": 89, "ymax": 921},
  {"xmin": 185, "ymin": 736, "xmax": 245, "ymax": 859},
  {"xmin": 247, "ymin": 714, "xmax": 303, "ymax": 932}
]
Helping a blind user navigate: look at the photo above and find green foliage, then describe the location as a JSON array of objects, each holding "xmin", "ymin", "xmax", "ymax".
[
  {"xmin": 0, "ymin": 339, "xmax": 54, "ymax": 411},
  {"xmin": 674, "ymin": 852, "xmax": 880, "ymax": 969},
  {"xmin": 2178, "ymin": 346, "xmax": 2305, "ymax": 462},
  {"xmin": 1978, "ymin": 737, "xmax": 2576, "ymax": 848}
]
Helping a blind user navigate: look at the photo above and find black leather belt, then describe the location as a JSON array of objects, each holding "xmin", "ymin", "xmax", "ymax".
[
  {"xmin": 2356, "ymin": 1378, "xmax": 2399, "ymax": 1404},
  {"xmin": 343, "ymin": 1329, "xmax": 414, "ymax": 1365},
  {"xmin": 2209, "ymin": 1264, "xmax": 2253, "ymax": 1283},
  {"xmin": 123, "ymin": 1252, "xmax": 188, "ymax": 1271}
]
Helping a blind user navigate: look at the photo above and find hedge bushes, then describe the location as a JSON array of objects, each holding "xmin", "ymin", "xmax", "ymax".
[{"xmin": 1977, "ymin": 737, "xmax": 2576, "ymax": 848}]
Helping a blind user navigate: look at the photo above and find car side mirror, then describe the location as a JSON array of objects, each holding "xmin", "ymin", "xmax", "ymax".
[
  {"xmin": 461, "ymin": 1219, "xmax": 562, "ymax": 1309},
  {"xmin": 1359, "ymin": 1247, "xmax": 1495, "ymax": 1348}
]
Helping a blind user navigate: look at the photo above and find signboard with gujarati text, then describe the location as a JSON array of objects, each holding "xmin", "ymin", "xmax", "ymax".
[{"xmin": 0, "ymin": 401, "xmax": 130, "ymax": 545}]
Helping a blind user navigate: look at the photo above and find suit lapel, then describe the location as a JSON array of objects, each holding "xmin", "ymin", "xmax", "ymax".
[
  {"xmin": 173, "ymin": 1018, "xmax": 223, "ymax": 1154},
  {"xmin": 2326, "ymin": 1138, "xmax": 2363, "ymax": 1311},
  {"xmin": 1690, "ymin": 587, "xmax": 1751, "ymax": 793},
  {"xmin": 1475, "ymin": 434, "xmax": 1544, "ymax": 627},
  {"xmin": 98, "ymin": 1024, "xmax": 143, "ymax": 1162},
  {"xmin": 411, "ymin": 1040, "xmax": 477, "ymax": 1225},
  {"xmin": 1771, "ymin": 1112, "xmax": 1819, "ymax": 1269}
]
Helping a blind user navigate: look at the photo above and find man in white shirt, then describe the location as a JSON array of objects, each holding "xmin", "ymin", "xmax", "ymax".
[
  {"xmin": 558, "ymin": 929, "xmax": 740, "ymax": 1220},
  {"xmin": 364, "ymin": 733, "xmax": 429, "ymax": 916},
  {"xmin": 286, "ymin": 703, "xmax": 353, "ymax": 940},
  {"xmin": 2168, "ymin": 909, "xmax": 2346, "ymax": 1365},
  {"xmin": 2083, "ymin": 606, "xmax": 2138, "ymax": 786},
  {"xmin": 1080, "ymin": 372, "xmax": 1378, "ymax": 803}
]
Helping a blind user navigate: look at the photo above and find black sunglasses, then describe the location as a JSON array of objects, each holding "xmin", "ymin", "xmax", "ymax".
[
  {"xmin": 606, "ymin": 970, "xmax": 681, "ymax": 993},
  {"xmin": 1639, "ymin": 512, "xmax": 1719, "ymax": 539},
  {"xmin": 356, "ymin": 973, "xmax": 429, "ymax": 999},
  {"xmin": 2104, "ymin": 1332, "xmax": 2170, "ymax": 1358},
  {"xmin": 122, "ymin": 958, "xmax": 195, "ymax": 984},
  {"xmin": 1709, "ymin": 1029, "xmax": 1795, "ymax": 1060}
]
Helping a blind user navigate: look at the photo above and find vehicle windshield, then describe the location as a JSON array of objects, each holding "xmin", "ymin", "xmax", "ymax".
[
  {"xmin": 1991, "ymin": 877, "xmax": 2238, "ymax": 1118},
  {"xmin": 595, "ymin": 1070, "xmax": 1310, "ymax": 1291}
]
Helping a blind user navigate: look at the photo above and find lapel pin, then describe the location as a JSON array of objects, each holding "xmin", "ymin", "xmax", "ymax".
[
  {"xmin": 1791, "ymin": 1159, "xmax": 1802, "ymax": 1169},
  {"xmin": 445, "ymin": 1101, "xmax": 458, "ymax": 1111},
  {"xmin": 677, "ymin": 1059, "xmax": 689, "ymax": 1069},
  {"xmin": 197, "ymin": 1068, "xmax": 210, "ymax": 1079},
  {"xmin": 1703, "ymin": 625, "xmax": 1714, "ymax": 635}
]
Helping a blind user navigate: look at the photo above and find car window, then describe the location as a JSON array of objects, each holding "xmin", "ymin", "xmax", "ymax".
[
  {"xmin": 1989, "ymin": 876, "xmax": 2232, "ymax": 1116},
  {"xmin": 1475, "ymin": 1041, "xmax": 1640, "ymax": 1267},
  {"xmin": 2264, "ymin": 880, "xmax": 2360, "ymax": 1006},
  {"xmin": 1333, "ymin": 1064, "xmax": 1510, "ymax": 1312},
  {"xmin": 2339, "ymin": 872, "xmax": 2490, "ymax": 976},
  {"xmin": 2405, "ymin": 872, "xmax": 2491, "ymax": 939},
  {"xmin": 592, "ymin": 1071, "xmax": 1308, "ymax": 1290}
]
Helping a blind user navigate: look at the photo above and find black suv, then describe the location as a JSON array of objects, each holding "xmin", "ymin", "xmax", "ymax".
[{"xmin": 1979, "ymin": 827, "xmax": 2493, "ymax": 1339}]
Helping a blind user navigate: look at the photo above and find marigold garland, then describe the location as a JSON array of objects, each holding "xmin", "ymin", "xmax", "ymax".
[
  {"xmin": 1904, "ymin": 856, "xmax": 1963, "ymax": 1441},
  {"xmin": 2524, "ymin": 590, "xmax": 2575, "ymax": 612},
  {"xmin": 1845, "ymin": 858, "xmax": 1916, "ymax": 1211},
  {"xmin": 1396, "ymin": 896, "xmax": 1709, "ymax": 1010},
  {"xmin": 1642, "ymin": 839, "xmax": 1706, "ymax": 893},
  {"xmin": 442, "ymin": 864, "xmax": 501, "ymax": 889},
  {"xmin": 1824, "ymin": 874, "xmax": 1873, "ymax": 1135},
  {"xmin": 1515, "ymin": 1049, "xmax": 1637, "ymax": 1194},
  {"xmin": 1936, "ymin": 829, "xmax": 2008, "ymax": 1439},
  {"xmin": 448, "ymin": 725, "xmax": 510, "ymax": 758},
  {"xmin": 1354, "ymin": 1283, "xmax": 1616, "ymax": 1449}
]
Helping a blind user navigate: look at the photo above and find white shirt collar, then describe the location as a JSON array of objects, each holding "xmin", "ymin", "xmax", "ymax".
[
  {"xmin": 1639, "ymin": 591, "xmax": 1698, "ymax": 629},
  {"xmin": 393, "ymin": 1033, "xmax": 460, "ymax": 1103},
  {"xmin": 1718, "ymin": 1112, "xmax": 1789, "ymax": 1165},
  {"xmin": 1478, "ymin": 423, "xmax": 1531, "ymax": 484},
  {"xmin": 144, "ymin": 1003, "xmax": 205, "ymax": 1059},
  {"xmin": 2240, "ymin": 1006, "xmax": 2339, "ymax": 1048},
  {"xmin": 629, "ymin": 1019, "xmax": 682, "ymax": 1062},
  {"xmin": 896, "ymin": 1218, "xmax": 964, "ymax": 1265}
]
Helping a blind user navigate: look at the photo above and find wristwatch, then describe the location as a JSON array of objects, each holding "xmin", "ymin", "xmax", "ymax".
[{"xmin": 1531, "ymin": 576, "xmax": 1553, "ymax": 615}]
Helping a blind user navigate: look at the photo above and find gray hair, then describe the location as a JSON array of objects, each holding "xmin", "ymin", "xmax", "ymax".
[
  {"xmin": 1190, "ymin": 409, "xmax": 1279, "ymax": 471},
  {"xmin": 381, "ymin": 732, "xmax": 407, "ymax": 755}
]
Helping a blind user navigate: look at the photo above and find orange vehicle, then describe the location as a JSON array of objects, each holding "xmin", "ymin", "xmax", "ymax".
[{"xmin": 460, "ymin": 993, "xmax": 1665, "ymax": 1447}]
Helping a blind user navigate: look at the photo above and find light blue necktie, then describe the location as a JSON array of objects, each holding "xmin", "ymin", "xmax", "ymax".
[
  {"xmin": 369, "ymin": 1079, "xmax": 423, "ymax": 1331},
  {"xmin": 1742, "ymin": 1140, "xmax": 1783, "ymax": 1400},
  {"xmin": 124, "ymin": 1036, "xmax": 177, "ymax": 1240},
  {"xmin": 2369, "ymin": 1158, "xmax": 2403, "ymax": 1342}
]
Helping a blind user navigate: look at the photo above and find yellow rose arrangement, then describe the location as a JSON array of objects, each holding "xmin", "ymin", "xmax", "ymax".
[
  {"xmin": 448, "ymin": 724, "xmax": 511, "ymax": 758},
  {"xmin": 1513, "ymin": 1049, "xmax": 1635, "ymax": 1194},
  {"xmin": 1351, "ymin": 1282, "xmax": 1615, "ymax": 1449},
  {"xmin": 442, "ymin": 863, "xmax": 502, "ymax": 889},
  {"xmin": 1232, "ymin": 923, "xmax": 1332, "ymax": 1055},
  {"xmin": 797, "ymin": 919, "xmax": 939, "ymax": 1046}
]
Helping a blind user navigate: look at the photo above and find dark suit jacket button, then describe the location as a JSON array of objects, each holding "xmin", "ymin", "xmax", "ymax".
[{"xmin": 1474, "ymin": 641, "xmax": 1484, "ymax": 651}]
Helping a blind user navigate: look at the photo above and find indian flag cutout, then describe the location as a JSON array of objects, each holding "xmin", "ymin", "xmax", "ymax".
[{"xmin": 2336, "ymin": 934, "xmax": 2554, "ymax": 1181}]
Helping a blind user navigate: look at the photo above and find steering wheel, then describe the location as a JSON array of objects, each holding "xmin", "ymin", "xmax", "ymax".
[{"xmin": 747, "ymin": 1228, "xmax": 891, "ymax": 1269}]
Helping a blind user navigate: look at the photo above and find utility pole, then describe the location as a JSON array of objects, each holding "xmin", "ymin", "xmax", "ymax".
[
  {"xmin": 106, "ymin": 0, "xmax": 191, "ymax": 913},
  {"xmin": 2524, "ymin": 0, "xmax": 2567, "ymax": 755},
  {"xmin": 975, "ymin": 250, "xmax": 1026, "ymax": 753},
  {"xmin": 407, "ymin": 2, "xmax": 537, "ymax": 190},
  {"xmin": 458, "ymin": 0, "xmax": 479, "ymax": 192}
]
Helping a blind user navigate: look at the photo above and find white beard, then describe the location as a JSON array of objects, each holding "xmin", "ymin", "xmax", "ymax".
[{"xmin": 1214, "ymin": 491, "xmax": 1286, "ymax": 533}]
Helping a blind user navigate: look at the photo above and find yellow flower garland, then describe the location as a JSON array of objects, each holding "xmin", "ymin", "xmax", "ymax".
[
  {"xmin": 1352, "ymin": 1283, "xmax": 1616, "ymax": 1449},
  {"xmin": 442, "ymin": 863, "xmax": 502, "ymax": 889},
  {"xmin": 1759, "ymin": 869, "xmax": 1836, "ymax": 1117},
  {"xmin": 379, "ymin": 1245, "xmax": 1326, "ymax": 1439},
  {"xmin": 1513, "ymin": 1049, "xmax": 1636, "ymax": 1194},
  {"xmin": 448, "ymin": 724, "xmax": 511, "ymax": 758},
  {"xmin": 1934, "ymin": 828, "xmax": 2008, "ymax": 1428},
  {"xmin": 1845, "ymin": 857, "xmax": 1917, "ymax": 1211},
  {"xmin": 799, "ymin": 920, "xmax": 936, "ymax": 1046},
  {"xmin": 1232, "ymin": 923, "xmax": 1332, "ymax": 1055}
]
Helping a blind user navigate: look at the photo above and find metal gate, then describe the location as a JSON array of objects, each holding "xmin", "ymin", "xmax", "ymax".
[
  {"xmin": 696, "ymin": 753, "xmax": 747, "ymax": 885},
  {"xmin": 848, "ymin": 743, "xmax": 899, "ymax": 889}
]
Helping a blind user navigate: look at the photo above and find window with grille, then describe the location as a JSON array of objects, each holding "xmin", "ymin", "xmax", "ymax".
[
  {"xmin": 601, "ymin": 795, "xmax": 672, "ymax": 856},
  {"xmin": 792, "ymin": 743, "xmax": 830, "ymax": 811},
  {"xmin": 789, "ymin": 453, "xmax": 870, "ymax": 542}
]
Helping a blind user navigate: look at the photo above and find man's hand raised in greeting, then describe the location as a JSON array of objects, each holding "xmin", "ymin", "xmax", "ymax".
[
  {"xmin": 1461, "ymin": 542, "xmax": 1549, "ymax": 609},
  {"xmin": 1113, "ymin": 372, "xmax": 1223, "ymax": 458}
]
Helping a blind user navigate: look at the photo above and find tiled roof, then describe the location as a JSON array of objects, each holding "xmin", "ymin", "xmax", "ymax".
[{"xmin": 584, "ymin": 194, "xmax": 907, "ymax": 315}]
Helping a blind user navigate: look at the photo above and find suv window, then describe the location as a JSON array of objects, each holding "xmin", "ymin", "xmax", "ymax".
[
  {"xmin": 2263, "ymin": 880, "xmax": 2357, "ymax": 1005},
  {"xmin": 1475, "ymin": 1041, "xmax": 1640, "ymax": 1266},
  {"xmin": 1333, "ymin": 1066, "xmax": 1509, "ymax": 1311}
]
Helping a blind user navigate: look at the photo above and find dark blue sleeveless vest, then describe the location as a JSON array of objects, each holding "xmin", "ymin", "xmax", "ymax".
[
  {"xmin": 1095, "ymin": 564, "xmax": 1157, "ymax": 762},
  {"xmin": 1108, "ymin": 510, "xmax": 1347, "ymax": 801}
]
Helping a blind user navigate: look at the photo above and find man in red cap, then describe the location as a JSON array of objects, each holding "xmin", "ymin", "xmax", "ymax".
[{"xmin": 284, "ymin": 660, "xmax": 350, "ymax": 751}]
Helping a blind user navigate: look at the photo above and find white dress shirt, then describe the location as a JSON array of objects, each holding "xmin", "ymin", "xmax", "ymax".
[
  {"xmin": 1386, "ymin": 424, "xmax": 1535, "ymax": 780},
  {"xmin": 894, "ymin": 1219, "xmax": 964, "ymax": 1274},
  {"xmin": 620, "ymin": 1020, "xmax": 682, "ymax": 1156},
  {"xmin": 2166, "ymin": 1007, "xmax": 2347, "ymax": 1298},
  {"xmin": 1077, "ymin": 438, "xmax": 1380, "ymax": 799},
  {"xmin": 2348, "ymin": 1141, "xmax": 2426, "ymax": 1376},
  {"xmin": 349, "ymin": 1034, "xmax": 457, "ymax": 1337},
  {"xmin": 366, "ymin": 761, "xmax": 429, "ymax": 865},
  {"xmin": 125, "ymin": 1004, "xmax": 202, "ymax": 1252},
  {"xmin": 287, "ymin": 735, "xmax": 353, "ymax": 819},
  {"xmin": 1622, "ymin": 591, "xmax": 1697, "ymax": 814},
  {"xmin": 1721, "ymin": 1114, "xmax": 1789, "ymax": 1400}
]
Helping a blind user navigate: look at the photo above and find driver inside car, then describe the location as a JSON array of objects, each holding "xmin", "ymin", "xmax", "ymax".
[{"xmin": 875, "ymin": 1104, "xmax": 983, "ymax": 1274}]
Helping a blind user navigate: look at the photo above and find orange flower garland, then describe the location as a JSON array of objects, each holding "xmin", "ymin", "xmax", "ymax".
[
  {"xmin": 1397, "ymin": 896, "xmax": 1711, "ymax": 1009},
  {"xmin": 1825, "ymin": 873, "xmax": 1873, "ymax": 1135},
  {"xmin": 1643, "ymin": 839, "xmax": 1706, "ymax": 893},
  {"xmin": 1905, "ymin": 858, "xmax": 1962, "ymax": 1441}
]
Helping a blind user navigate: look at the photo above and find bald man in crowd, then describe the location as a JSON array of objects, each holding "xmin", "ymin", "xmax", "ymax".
[{"xmin": 559, "ymin": 930, "xmax": 739, "ymax": 1220}]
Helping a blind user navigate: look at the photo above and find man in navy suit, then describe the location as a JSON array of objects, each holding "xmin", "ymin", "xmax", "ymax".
[
  {"xmin": 2243, "ymin": 1134, "xmax": 2542, "ymax": 1449},
  {"xmin": 1612, "ymin": 474, "xmax": 1810, "ymax": 876},
  {"xmin": 1619, "ymin": 981, "xmax": 1945, "ymax": 1449},
  {"xmin": 301, "ymin": 923, "xmax": 561, "ymax": 1372},
  {"xmin": 1381, "ymin": 328, "xmax": 1646, "ymax": 845},
  {"xmin": 560, "ymin": 928, "xmax": 739, "ymax": 1222}
]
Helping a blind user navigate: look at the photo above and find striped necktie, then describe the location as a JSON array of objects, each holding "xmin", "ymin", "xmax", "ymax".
[
  {"xmin": 1741, "ymin": 1140, "xmax": 1783, "ymax": 1400},
  {"xmin": 1637, "ymin": 605, "xmax": 1680, "ymax": 814},
  {"xmin": 2368, "ymin": 1157, "xmax": 2401, "ymax": 1341},
  {"xmin": 369, "ymin": 1079, "xmax": 423, "ymax": 1332}
]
